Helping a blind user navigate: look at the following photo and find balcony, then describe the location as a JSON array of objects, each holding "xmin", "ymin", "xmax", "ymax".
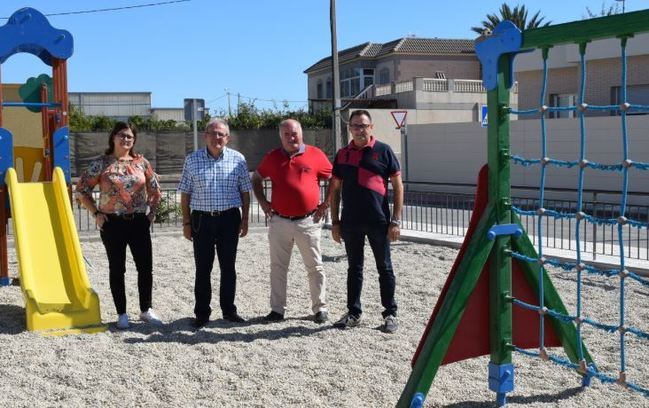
[
  {"xmin": 376, "ymin": 77, "xmax": 517, "ymax": 97},
  {"xmin": 310, "ymin": 77, "xmax": 518, "ymax": 114}
]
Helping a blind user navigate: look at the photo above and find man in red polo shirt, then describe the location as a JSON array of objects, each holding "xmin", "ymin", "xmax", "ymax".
[{"xmin": 252, "ymin": 119, "xmax": 332, "ymax": 324}]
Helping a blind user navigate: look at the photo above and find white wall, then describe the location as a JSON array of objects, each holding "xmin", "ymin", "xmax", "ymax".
[{"xmin": 407, "ymin": 115, "xmax": 649, "ymax": 205}]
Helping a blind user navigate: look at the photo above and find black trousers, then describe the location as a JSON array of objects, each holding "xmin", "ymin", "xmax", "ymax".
[
  {"xmin": 191, "ymin": 208, "xmax": 241, "ymax": 318},
  {"xmin": 341, "ymin": 223, "xmax": 397, "ymax": 318},
  {"xmin": 100, "ymin": 214, "xmax": 153, "ymax": 315}
]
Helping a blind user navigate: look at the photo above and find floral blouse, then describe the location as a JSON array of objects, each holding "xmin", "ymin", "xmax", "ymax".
[{"xmin": 76, "ymin": 154, "xmax": 162, "ymax": 215}]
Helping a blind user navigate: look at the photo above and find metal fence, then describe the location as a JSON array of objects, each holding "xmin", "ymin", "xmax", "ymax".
[
  {"xmin": 398, "ymin": 182, "xmax": 648, "ymax": 261},
  {"xmin": 69, "ymin": 181, "xmax": 648, "ymax": 261}
]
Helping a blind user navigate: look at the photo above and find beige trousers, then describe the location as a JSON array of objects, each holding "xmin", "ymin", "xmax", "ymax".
[{"xmin": 268, "ymin": 215, "xmax": 326, "ymax": 315}]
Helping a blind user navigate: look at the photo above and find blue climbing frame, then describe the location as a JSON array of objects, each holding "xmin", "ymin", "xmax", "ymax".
[{"xmin": 477, "ymin": 9, "xmax": 649, "ymax": 400}]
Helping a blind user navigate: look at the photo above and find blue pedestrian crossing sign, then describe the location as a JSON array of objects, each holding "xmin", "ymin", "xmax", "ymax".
[{"xmin": 480, "ymin": 105, "xmax": 488, "ymax": 128}]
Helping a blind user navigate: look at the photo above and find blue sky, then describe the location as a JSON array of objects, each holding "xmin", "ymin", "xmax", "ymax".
[{"xmin": 0, "ymin": 0, "xmax": 646, "ymax": 114}]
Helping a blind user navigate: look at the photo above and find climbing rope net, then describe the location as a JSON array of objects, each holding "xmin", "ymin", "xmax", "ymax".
[{"xmin": 508, "ymin": 37, "xmax": 649, "ymax": 397}]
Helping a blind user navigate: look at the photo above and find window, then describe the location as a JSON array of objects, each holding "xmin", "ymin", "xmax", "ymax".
[
  {"xmin": 341, "ymin": 80, "xmax": 351, "ymax": 97},
  {"xmin": 340, "ymin": 68, "xmax": 374, "ymax": 97},
  {"xmin": 351, "ymin": 78, "xmax": 360, "ymax": 95},
  {"xmin": 362, "ymin": 68, "xmax": 374, "ymax": 89},
  {"xmin": 316, "ymin": 80, "xmax": 323, "ymax": 99},
  {"xmin": 611, "ymin": 84, "xmax": 649, "ymax": 115},
  {"xmin": 326, "ymin": 78, "xmax": 332, "ymax": 98},
  {"xmin": 549, "ymin": 93, "xmax": 576, "ymax": 119},
  {"xmin": 379, "ymin": 68, "xmax": 390, "ymax": 85}
]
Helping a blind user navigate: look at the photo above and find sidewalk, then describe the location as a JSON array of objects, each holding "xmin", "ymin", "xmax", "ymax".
[{"xmin": 399, "ymin": 229, "xmax": 649, "ymax": 276}]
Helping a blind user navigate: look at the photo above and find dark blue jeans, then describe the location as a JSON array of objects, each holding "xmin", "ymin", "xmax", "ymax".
[
  {"xmin": 191, "ymin": 208, "xmax": 241, "ymax": 319},
  {"xmin": 100, "ymin": 214, "xmax": 153, "ymax": 315},
  {"xmin": 341, "ymin": 223, "xmax": 397, "ymax": 318}
]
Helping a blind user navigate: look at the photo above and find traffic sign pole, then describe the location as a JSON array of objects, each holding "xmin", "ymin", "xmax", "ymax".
[{"xmin": 391, "ymin": 110, "xmax": 409, "ymax": 185}]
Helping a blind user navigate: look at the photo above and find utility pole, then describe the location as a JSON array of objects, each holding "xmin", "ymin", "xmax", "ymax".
[{"xmin": 330, "ymin": 0, "xmax": 342, "ymax": 154}]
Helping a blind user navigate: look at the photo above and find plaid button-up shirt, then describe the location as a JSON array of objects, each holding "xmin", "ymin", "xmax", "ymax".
[{"xmin": 178, "ymin": 147, "xmax": 252, "ymax": 211}]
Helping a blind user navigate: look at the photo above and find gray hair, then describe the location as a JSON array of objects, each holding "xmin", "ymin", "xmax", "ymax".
[
  {"xmin": 206, "ymin": 118, "xmax": 230, "ymax": 134},
  {"xmin": 278, "ymin": 118, "xmax": 302, "ymax": 137}
]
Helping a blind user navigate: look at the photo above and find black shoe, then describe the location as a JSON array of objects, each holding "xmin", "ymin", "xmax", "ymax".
[
  {"xmin": 333, "ymin": 313, "xmax": 362, "ymax": 329},
  {"xmin": 224, "ymin": 313, "xmax": 246, "ymax": 323},
  {"xmin": 192, "ymin": 315, "xmax": 209, "ymax": 328},
  {"xmin": 264, "ymin": 311, "xmax": 284, "ymax": 322},
  {"xmin": 314, "ymin": 311, "xmax": 328, "ymax": 324}
]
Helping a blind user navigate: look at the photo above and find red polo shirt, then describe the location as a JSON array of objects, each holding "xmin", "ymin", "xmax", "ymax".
[
  {"xmin": 332, "ymin": 136, "xmax": 401, "ymax": 225},
  {"xmin": 257, "ymin": 145, "xmax": 332, "ymax": 216}
]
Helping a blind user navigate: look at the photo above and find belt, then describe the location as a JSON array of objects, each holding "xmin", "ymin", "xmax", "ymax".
[
  {"xmin": 106, "ymin": 212, "xmax": 146, "ymax": 221},
  {"xmin": 193, "ymin": 208, "xmax": 237, "ymax": 217},
  {"xmin": 275, "ymin": 210, "xmax": 316, "ymax": 221}
]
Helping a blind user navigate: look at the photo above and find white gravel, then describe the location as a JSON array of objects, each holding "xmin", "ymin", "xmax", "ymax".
[{"xmin": 0, "ymin": 228, "xmax": 646, "ymax": 407}]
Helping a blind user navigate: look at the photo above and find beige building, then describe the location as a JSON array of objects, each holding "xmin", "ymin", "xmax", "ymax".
[
  {"xmin": 514, "ymin": 32, "xmax": 649, "ymax": 118},
  {"xmin": 305, "ymin": 37, "xmax": 517, "ymax": 125}
]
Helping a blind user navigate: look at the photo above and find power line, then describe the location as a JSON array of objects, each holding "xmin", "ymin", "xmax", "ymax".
[
  {"xmin": 206, "ymin": 94, "xmax": 227, "ymax": 104},
  {"xmin": 221, "ymin": 91, "xmax": 307, "ymax": 104},
  {"xmin": 240, "ymin": 94, "xmax": 307, "ymax": 104},
  {"xmin": 1, "ymin": 0, "xmax": 191, "ymax": 20}
]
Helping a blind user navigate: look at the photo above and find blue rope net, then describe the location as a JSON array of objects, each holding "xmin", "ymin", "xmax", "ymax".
[{"xmin": 508, "ymin": 38, "xmax": 648, "ymax": 397}]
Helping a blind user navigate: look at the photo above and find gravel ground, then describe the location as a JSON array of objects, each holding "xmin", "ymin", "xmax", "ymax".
[{"xmin": 0, "ymin": 228, "xmax": 646, "ymax": 407}]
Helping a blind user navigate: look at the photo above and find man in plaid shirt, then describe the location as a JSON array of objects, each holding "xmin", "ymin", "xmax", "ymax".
[{"xmin": 178, "ymin": 118, "xmax": 252, "ymax": 329}]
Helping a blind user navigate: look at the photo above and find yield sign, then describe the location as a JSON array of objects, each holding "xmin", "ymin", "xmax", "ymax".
[{"xmin": 390, "ymin": 110, "xmax": 407, "ymax": 129}]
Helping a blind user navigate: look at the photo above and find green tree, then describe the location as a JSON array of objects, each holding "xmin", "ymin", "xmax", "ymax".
[
  {"xmin": 471, "ymin": 3, "xmax": 551, "ymax": 35},
  {"xmin": 69, "ymin": 105, "xmax": 188, "ymax": 132},
  {"xmin": 223, "ymin": 101, "xmax": 330, "ymax": 130},
  {"xmin": 69, "ymin": 104, "xmax": 93, "ymax": 131},
  {"xmin": 154, "ymin": 194, "xmax": 181, "ymax": 224},
  {"xmin": 91, "ymin": 115, "xmax": 115, "ymax": 131}
]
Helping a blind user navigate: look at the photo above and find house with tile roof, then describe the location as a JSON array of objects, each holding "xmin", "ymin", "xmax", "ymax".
[{"xmin": 304, "ymin": 37, "xmax": 514, "ymax": 124}]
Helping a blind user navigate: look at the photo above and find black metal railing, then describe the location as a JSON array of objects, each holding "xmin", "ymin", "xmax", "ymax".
[{"xmin": 67, "ymin": 180, "xmax": 648, "ymax": 261}]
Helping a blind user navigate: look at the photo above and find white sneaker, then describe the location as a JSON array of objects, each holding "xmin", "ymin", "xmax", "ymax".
[
  {"xmin": 116, "ymin": 313, "xmax": 130, "ymax": 329},
  {"xmin": 140, "ymin": 308, "xmax": 163, "ymax": 325}
]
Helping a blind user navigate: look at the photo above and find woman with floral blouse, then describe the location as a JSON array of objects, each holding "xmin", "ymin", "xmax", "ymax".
[{"xmin": 76, "ymin": 122, "xmax": 162, "ymax": 330}]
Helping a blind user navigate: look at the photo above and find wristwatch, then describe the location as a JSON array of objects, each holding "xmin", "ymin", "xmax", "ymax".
[{"xmin": 390, "ymin": 218, "xmax": 402, "ymax": 227}]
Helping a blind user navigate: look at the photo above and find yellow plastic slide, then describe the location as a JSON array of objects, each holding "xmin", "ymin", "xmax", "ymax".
[{"xmin": 6, "ymin": 167, "xmax": 106, "ymax": 334}]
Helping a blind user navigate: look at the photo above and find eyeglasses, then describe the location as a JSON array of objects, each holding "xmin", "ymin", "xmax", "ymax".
[
  {"xmin": 206, "ymin": 131, "xmax": 229, "ymax": 138},
  {"xmin": 349, "ymin": 124, "xmax": 371, "ymax": 130},
  {"xmin": 116, "ymin": 133, "xmax": 135, "ymax": 140}
]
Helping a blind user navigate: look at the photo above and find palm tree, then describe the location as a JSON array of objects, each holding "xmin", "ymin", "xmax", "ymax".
[
  {"xmin": 471, "ymin": 3, "xmax": 551, "ymax": 35},
  {"xmin": 584, "ymin": 1, "xmax": 621, "ymax": 18}
]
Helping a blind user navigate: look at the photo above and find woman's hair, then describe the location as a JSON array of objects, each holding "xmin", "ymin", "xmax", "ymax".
[{"xmin": 105, "ymin": 121, "xmax": 138, "ymax": 156}]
